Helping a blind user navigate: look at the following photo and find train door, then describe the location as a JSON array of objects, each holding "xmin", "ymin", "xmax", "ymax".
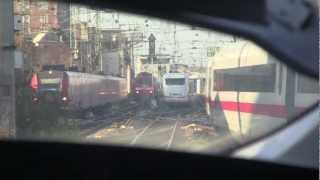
[
  {"xmin": 232, "ymin": 63, "xmax": 280, "ymax": 138},
  {"xmin": 208, "ymin": 67, "xmax": 232, "ymax": 134},
  {"xmin": 285, "ymin": 67, "xmax": 296, "ymax": 119},
  {"xmin": 294, "ymin": 74, "xmax": 319, "ymax": 115},
  {"xmin": 188, "ymin": 79, "xmax": 196, "ymax": 95},
  {"xmin": 243, "ymin": 62, "xmax": 287, "ymax": 138}
]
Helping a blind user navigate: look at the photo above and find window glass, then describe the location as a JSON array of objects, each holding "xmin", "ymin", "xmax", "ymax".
[
  {"xmin": 38, "ymin": 1, "xmax": 48, "ymax": 10},
  {"xmin": 0, "ymin": 0, "xmax": 316, "ymax": 163},
  {"xmin": 136, "ymin": 77, "xmax": 152, "ymax": 85},
  {"xmin": 297, "ymin": 75, "xmax": 319, "ymax": 94},
  {"xmin": 214, "ymin": 64, "xmax": 276, "ymax": 92},
  {"xmin": 165, "ymin": 78, "xmax": 186, "ymax": 85},
  {"xmin": 135, "ymin": 74, "xmax": 153, "ymax": 85}
]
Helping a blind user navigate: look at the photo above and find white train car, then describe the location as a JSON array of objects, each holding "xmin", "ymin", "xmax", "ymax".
[
  {"xmin": 205, "ymin": 41, "xmax": 318, "ymax": 139},
  {"xmin": 162, "ymin": 73, "xmax": 189, "ymax": 103},
  {"xmin": 60, "ymin": 71, "xmax": 128, "ymax": 110}
]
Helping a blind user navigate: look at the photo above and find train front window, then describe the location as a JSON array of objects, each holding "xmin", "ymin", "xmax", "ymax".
[
  {"xmin": 136, "ymin": 76, "xmax": 152, "ymax": 86},
  {"xmin": 165, "ymin": 78, "xmax": 186, "ymax": 85},
  {"xmin": 1, "ymin": 0, "xmax": 317, "ymax": 165},
  {"xmin": 40, "ymin": 83, "xmax": 59, "ymax": 90}
]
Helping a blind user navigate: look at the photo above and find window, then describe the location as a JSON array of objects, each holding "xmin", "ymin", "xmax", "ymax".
[
  {"xmin": 24, "ymin": 15, "xmax": 30, "ymax": 24},
  {"xmin": 297, "ymin": 75, "xmax": 319, "ymax": 94},
  {"xmin": 39, "ymin": 15, "xmax": 49, "ymax": 31},
  {"xmin": 136, "ymin": 75, "xmax": 152, "ymax": 85},
  {"xmin": 7, "ymin": 0, "xmax": 318, "ymax": 166},
  {"xmin": 39, "ymin": 83, "xmax": 60, "ymax": 91},
  {"xmin": 214, "ymin": 64, "xmax": 276, "ymax": 92},
  {"xmin": 38, "ymin": 1, "xmax": 49, "ymax": 10},
  {"xmin": 40, "ymin": 78, "xmax": 60, "ymax": 84},
  {"xmin": 22, "ymin": 15, "xmax": 31, "ymax": 33},
  {"xmin": 24, "ymin": 0, "xmax": 30, "ymax": 9},
  {"xmin": 165, "ymin": 78, "xmax": 185, "ymax": 85},
  {"xmin": 39, "ymin": 15, "xmax": 48, "ymax": 24}
]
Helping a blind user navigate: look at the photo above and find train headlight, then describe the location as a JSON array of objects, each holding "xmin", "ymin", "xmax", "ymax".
[
  {"xmin": 149, "ymin": 90, "xmax": 153, "ymax": 94},
  {"xmin": 62, "ymin": 97, "xmax": 68, "ymax": 101},
  {"xmin": 136, "ymin": 90, "xmax": 139, "ymax": 94}
]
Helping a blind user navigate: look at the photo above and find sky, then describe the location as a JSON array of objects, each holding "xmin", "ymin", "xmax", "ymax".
[{"xmin": 71, "ymin": 5, "xmax": 236, "ymax": 67}]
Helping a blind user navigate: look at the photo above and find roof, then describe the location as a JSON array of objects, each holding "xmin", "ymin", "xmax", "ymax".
[{"xmin": 208, "ymin": 41, "xmax": 269, "ymax": 68}]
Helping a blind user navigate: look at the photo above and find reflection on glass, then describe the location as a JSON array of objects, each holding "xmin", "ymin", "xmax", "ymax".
[{"xmin": 7, "ymin": 0, "xmax": 318, "ymax": 155}]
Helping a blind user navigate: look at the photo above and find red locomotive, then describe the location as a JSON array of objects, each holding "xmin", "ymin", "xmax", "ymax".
[{"xmin": 133, "ymin": 72, "xmax": 159, "ymax": 98}]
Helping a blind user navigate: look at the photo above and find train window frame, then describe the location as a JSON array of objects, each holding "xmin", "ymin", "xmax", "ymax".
[
  {"xmin": 135, "ymin": 75, "xmax": 153, "ymax": 86},
  {"xmin": 7, "ymin": 0, "xmax": 318, "ymax": 160},
  {"xmin": 213, "ymin": 63, "xmax": 276, "ymax": 92},
  {"xmin": 165, "ymin": 78, "xmax": 186, "ymax": 86}
]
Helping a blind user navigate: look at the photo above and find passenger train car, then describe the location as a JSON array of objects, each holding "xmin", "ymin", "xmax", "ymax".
[
  {"xmin": 205, "ymin": 41, "xmax": 318, "ymax": 139},
  {"xmin": 162, "ymin": 73, "xmax": 190, "ymax": 103},
  {"xmin": 61, "ymin": 72, "xmax": 128, "ymax": 110},
  {"xmin": 30, "ymin": 71, "xmax": 128, "ymax": 111}
]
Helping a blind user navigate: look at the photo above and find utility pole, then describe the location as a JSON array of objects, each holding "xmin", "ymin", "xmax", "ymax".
[
  {"xmin": 130, "ymin": 36, "xmax": 134, "ymax": 75},
  {"xmin": 148, "ymin": 33, "xmax": 156, "ymax": 87},
  {"xmin": 0, "ymin": 0, "xmax": 16, "ymax": 138},
  {"xmin": 95, "ymin": 10, "xmax": 103, "ymax": 73},
  {"xmin": 69, "ymin": 2, "xmax": 73, "ymax": 67},
  {"xmin": 69, "ymin": 2, "xmax": 73, "ymax": 47},
  {"xmin": 173, "ymin": 23, "xmax": 176, "ymax": 64}
]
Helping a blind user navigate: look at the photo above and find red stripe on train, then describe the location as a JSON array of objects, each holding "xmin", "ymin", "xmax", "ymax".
[{"xmin": 210, "ymin": 101, "xmax": 306, "ymax": 118}]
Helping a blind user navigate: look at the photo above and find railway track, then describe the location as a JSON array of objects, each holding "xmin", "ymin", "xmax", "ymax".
[
  {"xmin": 83, "ymin": 101, "xmax": 218, "ymax": 152},
  {"xmin": 64, "ymin": 98, "xmax": 141, "ymax": 136},
  {"xmin": 53, "ymin": 95, "xmax": 220, "ymax": 153}
]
